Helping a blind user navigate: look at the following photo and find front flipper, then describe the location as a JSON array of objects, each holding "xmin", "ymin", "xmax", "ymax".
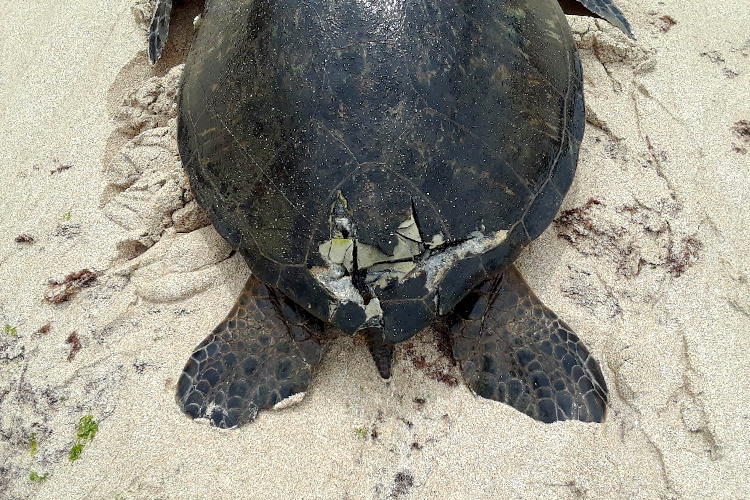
[
  {"xmin": 148, "ymin": 0, "xmax": 173, "ymax": 64},
  {"xmin": 176, "ymin": 276, "xmax": 326, "ymax": 428},
  {"xmin": 448, "ymin": 266, "xmax": 608, "ymax": 423},
  {"xmin": 558, "ymin": 0, "xmax": 634, "ymax": 38}
]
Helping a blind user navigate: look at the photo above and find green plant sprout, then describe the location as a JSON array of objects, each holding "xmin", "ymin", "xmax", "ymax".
[
  {"xmin": 29, "ymin": 434, "xmax": 37, "ymax": 457},
  {"xmin": 29, "ymin": 472, "xmax": 50, "ymax": 482},
  {"xmin": 68, "ymin": 415, "xmax": 99, "ymax": 462},
  {"xmin": 4, "ymin": 325, "xmax": 18, "ymax": 338}
]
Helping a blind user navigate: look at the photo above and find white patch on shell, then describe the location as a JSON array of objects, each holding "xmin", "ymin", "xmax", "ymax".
[
  {"xmin": 309, "ymin": 263, "xmax": 384, "ymax": 322},
  {"xmin": 312, "ymin": 209, "xmax": 508, "ymax": 324},
  {"xmin": 271, "ymin": 391, "xmax": 306, "ymax": 411},
  {"xmin": 310, "ymin": 265, "xmax": 363, "ymax": 310},
  {"xmin": 425, "ymin": 233, "xmax": 445, "ymax": 248},
  {"xmin": 319, "ymin": 238, "xmax": 354, "ymax": 272},
  {"xmin": 364, "ymin": 297, "xmax": 383, "ymax": 319},
  {"xmin": 418, "ymin": 230, "xmax": 508, "ymax": 291}
]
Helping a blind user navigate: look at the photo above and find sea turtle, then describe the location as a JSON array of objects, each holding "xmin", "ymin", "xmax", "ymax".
[{"xmin": 148, "ymin": 0, "xmax": 632, "ymax": 428}]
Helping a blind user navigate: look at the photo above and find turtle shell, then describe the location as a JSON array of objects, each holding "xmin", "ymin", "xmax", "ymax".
[{"xmin": 178, "ymin": 0, "xmax": 584, "ymax": 343}]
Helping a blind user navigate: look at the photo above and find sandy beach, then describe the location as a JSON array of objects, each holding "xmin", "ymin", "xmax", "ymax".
[{"xmin": 1, "ymin": 0, "xmax": 748, "ymax": 498}]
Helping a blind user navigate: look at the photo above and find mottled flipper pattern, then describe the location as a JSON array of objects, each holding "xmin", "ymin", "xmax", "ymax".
[
  {"xmin": 176, "ymin": 276, "xmax": 326, "ymax": 428},
  {"xmin": 448, "ymin": 266, "xmax": 608, "ymax": 423},
  {"xmin": 148, "ymin": 0, "xmax": 173, "ymax": 63}
]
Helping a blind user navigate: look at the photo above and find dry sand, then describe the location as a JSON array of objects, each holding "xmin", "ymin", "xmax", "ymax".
[{"xmin": 1, "ymin": 0, "xmax": 748, "ymax": 498}]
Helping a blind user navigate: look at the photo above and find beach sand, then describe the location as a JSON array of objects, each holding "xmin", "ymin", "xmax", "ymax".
[{"xmin": 1, "ymin": 0, "xmax": 748, "ymax": 498}]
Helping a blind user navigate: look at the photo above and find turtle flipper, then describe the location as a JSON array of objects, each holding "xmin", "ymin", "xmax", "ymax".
[
  {"xmin": 148, "ymin": 0, "xmax": 173, "ymax": 64},
  {"xmin": 447, "ymin": 266, "xmax": 608, "ymax": 423},
  {"xmin": 558, "ymin": 0, "xmax": 634, "ymax": 38},
  {"xmin": 176, "ymin": 276, "xmax": 326, "ymax": 428}
]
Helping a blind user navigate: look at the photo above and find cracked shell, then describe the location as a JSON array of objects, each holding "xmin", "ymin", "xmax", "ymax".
[{"xmin": 178, "ymin": 0, "xmax": 585, "ymax": 343}]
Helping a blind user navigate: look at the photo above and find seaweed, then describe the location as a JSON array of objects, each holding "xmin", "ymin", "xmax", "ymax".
[
  {"xmin": 66, "ymin": 332, "xmax": 82, "ymax": 361},
  {"xmin": 68, "ymin": 415, "xmax": 99, "ymax": 462},
  {"xmin": 44, "ymin": 269, "xmax": 99, "ymax": 304},
  {"xmin": 28, "ymin": 472, "xmax": 50, "ymax": 482},
  {"xmin": 15, "ymin": 234, "xmax": 35, "ymax": 243}
]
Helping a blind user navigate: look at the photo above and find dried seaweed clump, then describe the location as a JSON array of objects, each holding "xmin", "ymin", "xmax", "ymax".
[
  {"xmin": 554, "ymin": 199, "xmax": 701, "ymax": 278},
  {"xmin": 402, "ymin": 341, "xmax": 459, "ymax": 387},
  {"xmin": 731, "ymin": 120, "xmax": 750, "ymax": 154},
  {"xmin": 658, "ymin": 15, "xmax": 677, "ymax": 33},
  {"xmin": 66, "ymin": 332, "xmax": 82, "ymax": 362},
  {"xmin": 15, "ymin": 234, "xmax": 35, "ymax": 244},
  {"xmin": 45, "ymin": 269, "xmax": 99, "ymax": 304},
  {"xmin": 666, "ymin": 235, "xmax": 702, "ymax": 278}
]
